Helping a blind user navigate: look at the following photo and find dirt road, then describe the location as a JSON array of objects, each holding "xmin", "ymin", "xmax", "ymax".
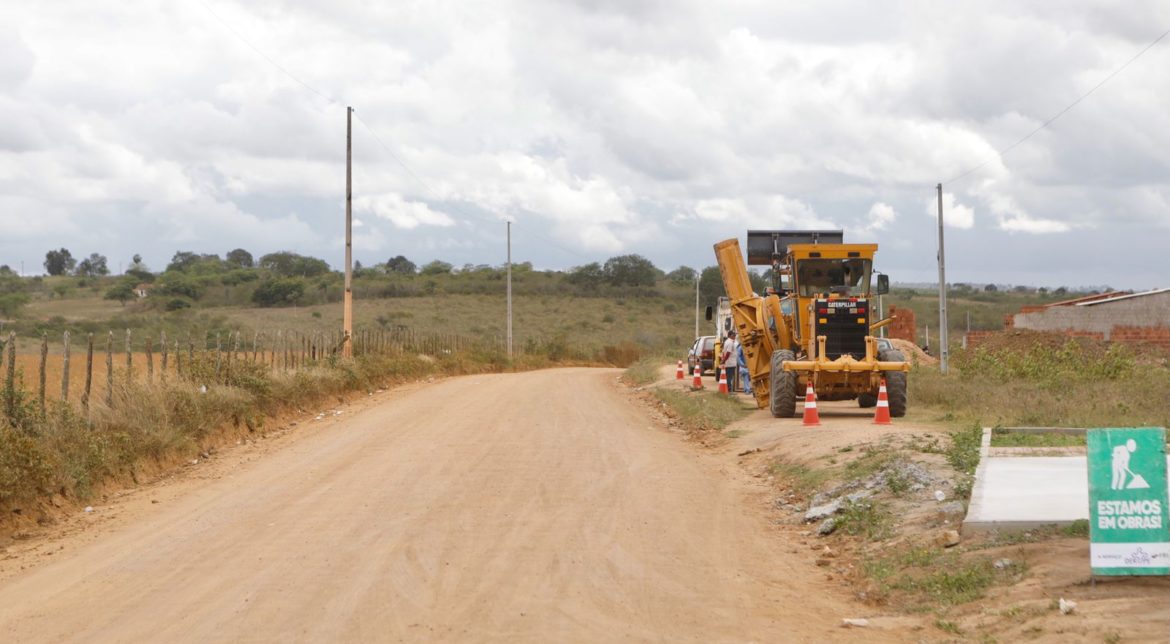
[{"xmin": 0, "ymin": 368, "xmax": 888, "ymax": 642}]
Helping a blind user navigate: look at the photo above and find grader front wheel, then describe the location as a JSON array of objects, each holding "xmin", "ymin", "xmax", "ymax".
[{"xmin": 769, "ymin": 350, "xmax": 797, "ymax": 418}]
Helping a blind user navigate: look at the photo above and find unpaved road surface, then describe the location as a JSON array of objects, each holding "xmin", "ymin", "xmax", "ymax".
[{"xmin": 0, "ymin": 368, "xmax": 890, "ymax": 642}]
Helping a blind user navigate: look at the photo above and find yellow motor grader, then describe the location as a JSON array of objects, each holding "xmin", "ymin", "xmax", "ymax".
[{"xmin": 713, "ymin": 230, "xmax": 909, "ymax": 417}]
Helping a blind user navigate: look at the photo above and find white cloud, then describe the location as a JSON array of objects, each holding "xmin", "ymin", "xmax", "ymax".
[
  {"xmin": 3, "ymin": 1, "xmax": 1170, "ymax": 287},
  {"xmin": 354, "ymin": 193, "xmax": 455, "ymax": 230},
  {"xmin": 927, "ymin": 192, "xmax": 975, "ymax": 229},
  {"xmin": 863, "ymin": 202, "xmax": 896, "ymax": 231}
]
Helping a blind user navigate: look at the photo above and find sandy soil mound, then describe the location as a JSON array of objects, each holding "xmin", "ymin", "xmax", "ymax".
[{"xmin": 889, "ymin": 338, "xmax": 937, "ymax": 366}]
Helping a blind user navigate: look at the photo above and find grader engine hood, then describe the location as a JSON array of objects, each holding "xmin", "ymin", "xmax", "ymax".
[{"xmin": 815, "ymin": 298, "xmax": 869, "ymax": 360}]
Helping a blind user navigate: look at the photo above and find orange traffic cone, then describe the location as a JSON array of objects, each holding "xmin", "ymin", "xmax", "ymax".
[
  {"xmin": 692, "ymin": 363, "xmax": 704, "ymax": 389},
  {"xmin": 873, "ymin": 378, "xmax": 892, "ymax": 425},
  {"xmin": 676, "ymin": 360, "xmax": 685, "ymax": 380},
  {"xmin": 801, "ymin": 383, "xmax": 821, "ymax": 426},
  {"xmin": 717, "ymin": 368, "xmax": 728, "ymax": 394}
]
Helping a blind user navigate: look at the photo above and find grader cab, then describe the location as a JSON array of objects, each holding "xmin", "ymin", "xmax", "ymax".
[{"xmin": 713, "ymin": 230, "xmax": 909, "ymax": 418}]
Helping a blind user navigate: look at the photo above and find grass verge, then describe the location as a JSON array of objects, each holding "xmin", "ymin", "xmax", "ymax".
[
  {"xmin": 653, "ymin": 388, "xmax": 750, "ymax": 433},
  {"xmin": 622, "ymin": 357, "xmax": 665, "ymax": 386}
]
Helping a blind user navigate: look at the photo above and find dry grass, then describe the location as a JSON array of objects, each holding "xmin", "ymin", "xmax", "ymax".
[{"xmin": 0, "ymin": 346, "xmax": 553, "ymax": 513}]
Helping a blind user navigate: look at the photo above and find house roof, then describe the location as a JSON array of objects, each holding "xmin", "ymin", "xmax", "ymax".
[{"xmin": 1078, "ymin": 287, "xmax": 1170, "ymax": 306}]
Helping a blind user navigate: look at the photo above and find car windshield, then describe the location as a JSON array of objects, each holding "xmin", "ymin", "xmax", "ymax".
[{"xmin": 796, "ymin": 258, "xmax": 872, "ymax": 297}]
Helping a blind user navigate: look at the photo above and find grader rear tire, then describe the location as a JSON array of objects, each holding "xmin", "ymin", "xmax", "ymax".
[
  {"xmin": 770, "ymin": 350, "xmax": 797, "ymax": 418},
  {"xmin": 857, "ymin": 393, "xmax": 877, "ymax": 408},
  {"xmin": 879, "ymin": 349, "xmax": 908, "ymax": 417}
]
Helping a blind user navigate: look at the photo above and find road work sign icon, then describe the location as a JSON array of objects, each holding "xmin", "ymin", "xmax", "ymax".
[{"xmin": 1087, "ymin": 427, "xmax": 1169, "ymax": 576}]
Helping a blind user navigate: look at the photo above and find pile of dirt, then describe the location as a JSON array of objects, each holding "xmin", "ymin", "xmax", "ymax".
[{"xmin": 888, "ymin": 338, "xmax": 937, "ymax": 366}]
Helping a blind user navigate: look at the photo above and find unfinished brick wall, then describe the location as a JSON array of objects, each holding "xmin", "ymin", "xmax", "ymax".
[
  {"xmin": 1012, "ymin": 290, "xmax": 1170, "ymax": 343},
  {"xmin": 1110, "ymin": 325, "xmax": 1170, "ymax": 349},
  {"xmin": 964, "ymin": 330, "xmax": 997, "ymax": 349},
  {"xmin": 887, "ymin": 305, "xmax": 917, "ymax": 342}
]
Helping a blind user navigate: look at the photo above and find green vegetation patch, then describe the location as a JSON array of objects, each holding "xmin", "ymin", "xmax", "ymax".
[
  {"xmin": 768, "ymin": 457, "xmax": 834, "ymax": 497},
  {"xmin": 653, "ymin": 388, "xmax": 749, "ymax": 433},
  {"xmin": 990, "ymin": 429, "xmax": 1085, "ymax": 448},
  {"xmin": 837, "ymin": 498, "xmax": 896, "ymax": 541},
  {"xmin": 622, "ymin": 358, "xmax": 662, "ymax": 386},
  {"xmin": 863, "ymin": 544, "xmax": 1008, "ymax": 608}
]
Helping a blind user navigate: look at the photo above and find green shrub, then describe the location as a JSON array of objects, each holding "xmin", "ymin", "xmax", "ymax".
[{"xmin": 252, "ymin": 278, "xmax": 306, "ymax": 307}]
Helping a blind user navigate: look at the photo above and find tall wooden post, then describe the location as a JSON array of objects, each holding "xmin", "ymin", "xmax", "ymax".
[
  {"xmin": 343, "ymin": 105, "xmax": 354, "ymax": 357},
  {"xmin": 936, "ymin": 183, "xmax": 949, "ymax": 374},
  {"xmin": 82, "ymin": 334, "xmax": 93, "ymax": 412},
  {"xmin": 146, "ymin": 336, "xmax": 154, "ymax": 383},
  {"xmin": 38, "ymin": 334, "xmax": 47, "ymax": 415},
  {"xmin": 62, "ymin": 331, "xmax": 71, "ymax": 402},
  {"xmin": 4, "ymin": 332, "xmax": 14, "ymax": 421},
  {"xmin": 506, "ymin": 220, "xmax": 513, "ymax": 359},
  {"xmin": 105, "ymin": 331, "xmax": 114, "ymax": 407}
]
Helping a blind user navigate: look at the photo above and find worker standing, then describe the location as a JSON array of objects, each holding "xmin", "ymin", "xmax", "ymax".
[
  {"xmin": 737, "ymin": 342, "xmax": 751, "ymax": 395},
  {"xmin": 721, "ymin": 330, "xmax": 740, "ymax": 393}
]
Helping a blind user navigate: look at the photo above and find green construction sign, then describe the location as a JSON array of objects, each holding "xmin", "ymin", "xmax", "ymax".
[{"xmin": 1087, "ymin": 427, "xmax": 1169, "ymax": 576}]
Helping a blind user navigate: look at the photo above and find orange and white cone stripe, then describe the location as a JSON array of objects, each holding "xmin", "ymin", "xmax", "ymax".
[
  {"xmin": 692, "ymin": 363, "xmax": 704, "ymax": 389},
  {"xmin": 873, "ymin": 378, "xmax": 892, "ymax": 425},
  {"xmin": 801, "ymin": 383, "xmax": 821, "ymax": 426},
  {"xmin": 717, "ymin": 369, "xmax": 728, "ymax": 394},
  {"xmin": 676, "ymin": 360, "xmax": 685, "ymax": 380}
]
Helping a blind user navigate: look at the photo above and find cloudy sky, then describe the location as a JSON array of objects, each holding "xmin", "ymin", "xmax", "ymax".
[{"xmin": 3, "ymin": 1, "xmax": 1169, "ymax": 289}]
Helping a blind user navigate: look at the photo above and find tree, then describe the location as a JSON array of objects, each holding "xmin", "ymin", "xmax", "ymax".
[
  {"xmin": 566, "ymin": 262, "xmax": 606, "ymax": 288},
  {"xmin": 155, "ymin": 274, "xmax": 204, "ymax": 300},
  {"xmin": 666, "ymin": 266, "xmax": 697, "ymax": 283},
  {"xmin": 75, "ymin": 252, "xmax": 110, "ymax": 277},
  {"xmin": 419, "ymin": 260, "xmax": 453, "ymax": 276},
  {"xmin": 698, "ymin": 266, "xmax": 725, "ymax": 307},
  {"xmin": 167, "ymin": 251, "xmax": 225, "ymax": 274},
  {"xmin": 252, "ymin": 278, "xmax": 306, "ymax": 307},
  {"xmin": 603, "ymin": 254, "xmax": 658, "ymax": 287},
  {"xmin": 44, "ymin": 248, "xmax": 76, "ymax": 276},
  {"xmin": 0, "ymin": 293, "xmax": 30, "ymax": 317},
  {"xmin": 385, "ymin": 255, "xmax": 417, "ymax": 274},
  {"xmin": 258, "ymin": 251, "xmax": 329, "ymax": 277},
  {"xmin": 104, "ymin": 282, "xmax": 136, "ymax": 306},
  {"xmin": 984, "ymin": 283, "xmax": 998, "ymax": 292},
  {"xmin": 226, "ymin": 248, "xmax": 254, "ymax": 269}
]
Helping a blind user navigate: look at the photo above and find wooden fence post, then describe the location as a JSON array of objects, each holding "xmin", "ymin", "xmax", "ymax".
[
  {"xmin": 146, "ymin": 336, "xmax": 154, "ymax": 383},
  {"xmin": 214, "ymin": 332, "xmax": 222, "ymax": 382},
  {"xmin": 175, "ymin": 340, "xmax": 183, "ymax": 378},
  {"xmin": 62, "ymin": 331, "xmax": 71, "ymax": 403},
  {"xmin": 252, "ymin": 331, "xmax": 259, "ymax": 363},
  {"xmin": 124, "ymin": 329, "xmax": 132, "ymax": 386},
  {"xmin": 105, "ymin": 331, "xmax": 114, "ymax": 407},
  {"xmin": 160, "ymin": 331, "xmax": 168, "ymax": 383},
  {"xmin": 38, "ymin": 334, "xmax": 47, "ymax": 416},
  {"xmin": 4, "ymin": 332, "xmax": 14, "ymax": 421},
  {"xmin": 82, "ymin": 333, "xmax": 93, "ymax": 412},
  {"xmin": 225, "ymin": 332, "xmax": 235, "ymax": 380}
]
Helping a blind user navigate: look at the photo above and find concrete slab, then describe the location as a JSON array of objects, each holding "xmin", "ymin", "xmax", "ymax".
[{"xmin": 964, "ymin": 455, "xmax": 1170, "ymax": 532}]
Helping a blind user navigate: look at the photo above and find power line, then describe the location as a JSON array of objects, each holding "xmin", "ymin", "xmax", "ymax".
[
  {"xmin": 194, "ymin": 0, "xmax": 343, "ymax": 107},
  {"xmin": 946, "ymin": 24, "xmax": 1170, "ymax": 185}
]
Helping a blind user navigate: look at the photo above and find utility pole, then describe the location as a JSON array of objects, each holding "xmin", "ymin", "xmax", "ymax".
[
  {"xmin": 694, "ymin": 273, "xmax": 700, "ymax": 339},
  {"xmin": 506, "ymin": 221, "xmax": 513, "ymax": 359},
  {"xmin": 343, "ymin": 106, "xmax": 354, "ymax": 358},
  {"xmin": 936, "ymin": 183, "xmax": 949, "ymax": 374}
]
